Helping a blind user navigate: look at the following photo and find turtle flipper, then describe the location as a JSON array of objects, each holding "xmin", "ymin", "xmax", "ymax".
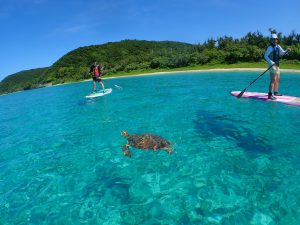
[
  {"xmin": 163, "ymin": 146, "xmax": 174, "ymax": 154},
  {"xmin": 122, "ymin": 144, "xmax": 132, "ymax": 158}
]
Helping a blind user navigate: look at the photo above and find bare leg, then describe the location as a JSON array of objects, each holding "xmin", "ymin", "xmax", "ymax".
[
  {"xmin": 269, "ymin": 73, "xmax": 276, "ymax": 93},
  {"xmin": 274, "ymin": 72, "xmax": 280, "ymax": 93},
  {"xmin": 99, "ymin": 81, "xmax": 105, "ymax": 92},
  {"xmin": 93, "ymin": 81, "xmax": 97, "ymax": 92}
]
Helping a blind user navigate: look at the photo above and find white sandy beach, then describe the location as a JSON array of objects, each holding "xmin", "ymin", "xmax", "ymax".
[
  {"xmin": 73, "ymin": 67, "xmax": 300, "ymax": 84},
  {"xmin": 106, "ymin": 67, "xmax": 300, "ymax": 80}
]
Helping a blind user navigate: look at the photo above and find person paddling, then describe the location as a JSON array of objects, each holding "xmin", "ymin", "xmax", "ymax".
[
  {"xmin": 90, "ymin": 62, "xmax": 105, "ymax": 93},
  {"xmin": 264, "ymin": 33, "xmax": 291, "ymax": 100}
]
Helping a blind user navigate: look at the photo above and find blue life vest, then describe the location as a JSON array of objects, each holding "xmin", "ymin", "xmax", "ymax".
[{"xmin": 269, "ymin": 43, "xmax": 280, "ymax": 66}]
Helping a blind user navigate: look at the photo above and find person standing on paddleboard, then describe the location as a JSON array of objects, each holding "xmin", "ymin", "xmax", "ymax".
[
  {"xmin": 264, "ymin": 33, "xmax": 291, "ymax": 100},
  {"xmin": 90, "ymin": 62, "xmax": 105, "ymax": 93}
]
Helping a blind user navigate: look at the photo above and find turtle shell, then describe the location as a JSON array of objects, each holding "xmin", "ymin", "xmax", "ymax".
[{"xmin": 127, "ymin": 134, "xmax": 171, "ymax": 150}]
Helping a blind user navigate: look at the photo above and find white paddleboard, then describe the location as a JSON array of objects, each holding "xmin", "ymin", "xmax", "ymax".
[{"xmin": 85, "ymin": 88, "xmax": 112, "ymax": 98}]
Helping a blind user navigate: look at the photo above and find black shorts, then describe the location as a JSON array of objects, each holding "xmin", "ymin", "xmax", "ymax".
[{"xmin": 92, "ymin": 77, "xmax": 102, "ymax": 82}]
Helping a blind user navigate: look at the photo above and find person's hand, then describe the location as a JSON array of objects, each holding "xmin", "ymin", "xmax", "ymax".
[{"xmin": 287, "ymin": 48, "xmax": 292, "ymax": 52}]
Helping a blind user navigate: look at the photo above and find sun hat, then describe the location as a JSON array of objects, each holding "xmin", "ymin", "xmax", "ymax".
[{"xmin": 271, "ymin": 33, "xmax": 278, "ymax": 39}]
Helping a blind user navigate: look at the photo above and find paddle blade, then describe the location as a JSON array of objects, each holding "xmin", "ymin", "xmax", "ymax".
[{"xmin": 237, "ymin": 89, "xmax": 246, "ymax": 98}]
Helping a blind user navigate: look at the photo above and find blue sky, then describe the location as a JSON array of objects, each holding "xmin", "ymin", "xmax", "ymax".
[{"xmin": 1, "ymin": 0, "xmax": 299, "ymax": 81}]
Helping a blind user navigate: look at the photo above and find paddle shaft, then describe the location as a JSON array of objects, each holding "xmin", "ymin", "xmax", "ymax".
[
  {"xmin": 237, "ymin": 50, "xmax": 290, "ymax": 98},
  {"xmin": 237, "ymin": 65, "xmax": 273, "ymax": 98}
]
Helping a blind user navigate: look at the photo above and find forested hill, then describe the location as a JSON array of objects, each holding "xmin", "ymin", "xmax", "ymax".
[
  {"xmin": 0, "ymin": 68, "xmax": 49, "ymax": 94},
  {"xmin": 0, "ymin": 40, "xmax": 193, "ymax": 94},
  {"xmin": 1, "ymin": 31, "xmax": 300, "ymax": 95},
  {"xmin": 44, "ymin": 40, "xmax": 193, "ymax": 83}
]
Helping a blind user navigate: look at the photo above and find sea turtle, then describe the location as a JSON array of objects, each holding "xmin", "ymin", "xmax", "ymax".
[{"xmin": 121, "ymin": 131, "xmax": 174, "ymax": 158}]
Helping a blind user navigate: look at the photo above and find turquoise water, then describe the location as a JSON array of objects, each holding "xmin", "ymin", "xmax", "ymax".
[{"xmin": 1, "ymin": 71, "xmax": 300, "ymax": 225}]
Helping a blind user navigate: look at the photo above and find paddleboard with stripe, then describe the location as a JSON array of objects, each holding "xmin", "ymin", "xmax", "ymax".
[{"xmin": 231, "ymin": 91, "xmax": 300, "ymax": 107}]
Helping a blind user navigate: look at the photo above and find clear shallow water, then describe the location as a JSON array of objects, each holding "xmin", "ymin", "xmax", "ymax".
[{"xmin": 1, "ymin": 71, "xmax": 300, "ymax": 225}]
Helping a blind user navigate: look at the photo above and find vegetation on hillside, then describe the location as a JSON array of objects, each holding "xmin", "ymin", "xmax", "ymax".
[
  {"xmin": 0, "ymin": 68, "xmax": 49, "ymax": 94},
  {"xmin": 1, "ymin": 29, "xmax": 300, "ymax": 95}
]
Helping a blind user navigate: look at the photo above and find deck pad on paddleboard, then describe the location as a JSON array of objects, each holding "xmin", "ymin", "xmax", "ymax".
[
  {"xmin": 231, "ymin": 91, "xmax": 300, "ymax": 107},
  {"xmin": 86, "ymin": 88, "xmax": 112, "ymax": 98}
]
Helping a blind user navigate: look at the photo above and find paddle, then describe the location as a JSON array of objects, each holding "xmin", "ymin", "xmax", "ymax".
[
  {"xmin": 237, "ymin": 49, "xmax": 290, "ymax": 98},
  {"xmin": 236, "ymin": 65, "xmax": 273, "ymax": 98}
]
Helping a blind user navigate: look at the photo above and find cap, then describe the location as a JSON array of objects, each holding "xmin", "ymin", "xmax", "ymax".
[{"xmin": 271, "ymin": 33, "xmax": 278, "ymax": 39}]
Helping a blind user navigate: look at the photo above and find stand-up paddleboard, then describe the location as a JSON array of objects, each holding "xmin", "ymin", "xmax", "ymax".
[
  {"xmin": 231, "ymin": 91, "xmax": 300, "ymax": 107},
  {"xmin": 85, "ymin": 88, "xmax": 112, "ymax": 98}
]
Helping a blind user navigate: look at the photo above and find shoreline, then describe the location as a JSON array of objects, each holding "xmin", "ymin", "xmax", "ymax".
[
  {"xmin": 1, "ymin": 68, "xmax": 300, "ymax": 96},
  {"xmin": 106, "ymin": 67, "xmax": 300, "ymax": 80},
  {"xmin": 39, "ymin": 67, "xmax": 300, "ymax": 86}
]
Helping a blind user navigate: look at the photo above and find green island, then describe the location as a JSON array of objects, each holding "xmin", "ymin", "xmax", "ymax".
[{"xmin": 1, "ymin": 31, "xmax": 300, "ymax": 95}]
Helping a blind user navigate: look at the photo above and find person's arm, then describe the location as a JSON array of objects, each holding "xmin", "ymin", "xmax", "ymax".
[
  {"xmin": 264, "ymin": 46, "xmax": 274, "ymax": 66},
  {"xmin": 278, "ymin": 45, "xmax": 291, "ymax": 56},
  {"xmin": 278, "ymin": 45, "xmax": 286, "ymax": 55}
]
